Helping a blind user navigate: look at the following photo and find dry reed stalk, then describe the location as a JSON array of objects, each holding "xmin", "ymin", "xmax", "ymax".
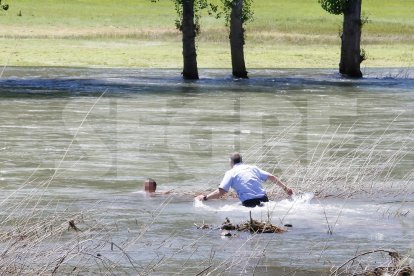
[
  {"xmin": 1, "ymin": 108, "xmax": 412, "ymax": 275},
  {"xmin": 329, "ymin": 249, "xmax": 413, "ymax": 276}
]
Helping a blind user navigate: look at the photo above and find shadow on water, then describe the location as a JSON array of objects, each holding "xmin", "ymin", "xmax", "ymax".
[{"xmin": 1, "ymin": 67, "xmax": 414, "ymax": 98}]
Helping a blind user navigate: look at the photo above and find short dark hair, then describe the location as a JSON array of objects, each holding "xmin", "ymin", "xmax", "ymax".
[
  {"xmin": 230, "ymin": 152, "xmax": 242, "ymax": 164},
  {"xmin": 146, "ymin": 178, "xmax": 157, "ymax": 189}
]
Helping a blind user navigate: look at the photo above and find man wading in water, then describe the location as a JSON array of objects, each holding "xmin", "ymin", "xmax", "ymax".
[{"xmin": 196, "ymin": 152, "xmax": 293, "ymax": 207}]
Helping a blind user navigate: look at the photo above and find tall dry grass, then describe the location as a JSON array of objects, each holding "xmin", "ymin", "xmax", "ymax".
[{"xmin": 1, "ymin": 116, "xmax": 412, "ymax": 274}]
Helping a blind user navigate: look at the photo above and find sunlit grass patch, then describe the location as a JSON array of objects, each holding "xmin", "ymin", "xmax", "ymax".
[{"xmin": 0, "ymin": 0, "xmax": 413, "ymax": 68}]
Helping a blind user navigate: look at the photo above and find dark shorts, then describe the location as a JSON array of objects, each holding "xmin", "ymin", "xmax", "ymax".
[{"xmin": 242, "ymin": 195, "xmax": 269, "ymax": 208}]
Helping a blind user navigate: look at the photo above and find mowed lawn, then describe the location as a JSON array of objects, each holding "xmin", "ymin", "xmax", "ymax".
[{"xmin": 0, "ymin": 0, "xmax": 413, "ymax": 68}]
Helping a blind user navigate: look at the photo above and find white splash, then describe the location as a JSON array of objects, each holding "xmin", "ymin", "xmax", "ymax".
[{"xmin": 193, "ymin": 192, "xmax": 315, "ymax": 214}]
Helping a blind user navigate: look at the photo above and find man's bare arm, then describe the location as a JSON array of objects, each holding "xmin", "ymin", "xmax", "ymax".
[
  {"xmin": 196, "ymin": 188, "xmax": 227, "ymax": 201},
  {"xmin": 268, "ymin": 175, "xmax": 293, "ymax": 196}
]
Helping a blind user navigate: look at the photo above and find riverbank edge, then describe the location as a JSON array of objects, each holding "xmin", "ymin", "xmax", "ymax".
[{"xmin": 1, "ymin": 38, "xmax": 413, "ymax": 69}]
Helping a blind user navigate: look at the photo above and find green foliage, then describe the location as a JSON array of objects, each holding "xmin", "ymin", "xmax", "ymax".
[
  {"xmin": 221, "ymin": 0, "xmax": 254, "ymax": 26},
  {"xmin": 361, "ymin": 12, "xmax": 370, "ymax": 27},
  {"xmin": 319, "ymin": 0, "xmax": 349, "ymax": 15},
  {"xmin": 151, "ymin": 0, "xmax": 219, "ymax": 35},
  {"xmin": 0, "ymin": 0, "xmax": 9, "ymax": 11},
  {"xmin": 360, "ymin": 48, "xmax": 366, "ymax": 62}
]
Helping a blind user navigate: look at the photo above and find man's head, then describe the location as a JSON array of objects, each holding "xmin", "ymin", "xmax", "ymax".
[
  {"xmin": 144, "ymin": 178, "xmax": 157, "ymax": 193},
  {"xmin": 230, "ymin": 152, "xmax": 242, "ymax": 167}
]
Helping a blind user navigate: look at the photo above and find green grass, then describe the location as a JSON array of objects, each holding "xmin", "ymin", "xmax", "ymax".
[
  {"xmin": 0, "ymin": 0, "xmax": 413, "ymax": 68},
  {"xmin": 1, "ymin": 38, "xmax": 411, "ymax": 68}
]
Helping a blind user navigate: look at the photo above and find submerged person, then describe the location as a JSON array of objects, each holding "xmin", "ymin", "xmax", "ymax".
[
  {"xmin": 144, "ymin": 178, "xmax": 157, "ymax": 193},
  {"xmin": 196, "ymin": 152, "xmax": 293, "ymax": 207},
  {"xmin": 143, "ymin": 178, "xmax": 173, "ymax": 195}
]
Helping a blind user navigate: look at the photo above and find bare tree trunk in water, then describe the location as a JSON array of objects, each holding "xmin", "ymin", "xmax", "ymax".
[
  {"xmin": 230, "ymin": 0, "xmax": 248, "ymax": 78},
  {"xmin": 340, "ymin": 0, "xmax": 363, "ymax": 78},
  {"xmin": 182, "ymin": 0, "xmax": 199, "ymax": 80}
]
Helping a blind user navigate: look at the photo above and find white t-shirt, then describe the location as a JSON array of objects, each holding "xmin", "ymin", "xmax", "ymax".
[{"xmin": 218, "ymin": 163, "xmax": 270, "ymax": 202}]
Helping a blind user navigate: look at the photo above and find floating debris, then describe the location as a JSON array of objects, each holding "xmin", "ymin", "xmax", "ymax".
[
  {"xmin": 197, "ymin": 213, "xmax": 287, "ymax": 235},
  {"xmin": 237, "ymin": 219, "xmax": 287, "ymax": 234},
  {"xmin": 194, "ymin": 222, "xmax": 213, "ymax": 230},
  {"xmin": 220, "ymin": 230, "xmax": 238, "ymax": 238},
  {"xmin": 221, "ymin": 217, "xmax": 237, "ymax": 230},
  {"xmin": 68, "ymin": 219, "xmax": 81, "ymax": 232},
  {"xmin": 220, "ymin": 213, "xmax": 287, "ymax": 234}
]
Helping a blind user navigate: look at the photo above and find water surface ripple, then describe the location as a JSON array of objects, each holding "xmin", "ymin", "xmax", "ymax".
[{"xmin": 0, "ymin": 67, "xmax": 413, "ymax": 274}]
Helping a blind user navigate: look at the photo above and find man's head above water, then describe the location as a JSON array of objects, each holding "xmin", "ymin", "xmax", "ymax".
[
  {"xmin": 230, "ymin": 152, "xmax": 242, "ymax": 167},
  {"xmin": 144, "ymin": 178, "xmax": 157, "ymax": 193}
]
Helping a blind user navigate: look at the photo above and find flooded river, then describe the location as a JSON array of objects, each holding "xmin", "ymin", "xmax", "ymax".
[{"xmin": 0, "ymin": 67, "xmax": 413, "ymax": 274}]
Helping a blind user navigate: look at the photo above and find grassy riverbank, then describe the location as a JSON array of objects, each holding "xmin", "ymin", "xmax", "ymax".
[{"xmin": 0, "ymin": 0, "xmax": 413, "ymax": 68}]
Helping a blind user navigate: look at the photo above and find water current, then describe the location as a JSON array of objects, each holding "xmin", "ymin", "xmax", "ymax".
[{"xmin": 0, "ymin": 67, "xmax": 413, "ymax": 274}]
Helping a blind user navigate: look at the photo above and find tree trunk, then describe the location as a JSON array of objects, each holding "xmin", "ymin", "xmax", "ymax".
[
  {"xmin": 181, "ymin": 0, "xmax": 199, "ymax": 80},
  {"xmin": 339, "ymin": 0, "xmax": 363, "ymax": 78},
  {"xmin": 229, "ymin": 0, "xmax": 248, "ymax": 78}
]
